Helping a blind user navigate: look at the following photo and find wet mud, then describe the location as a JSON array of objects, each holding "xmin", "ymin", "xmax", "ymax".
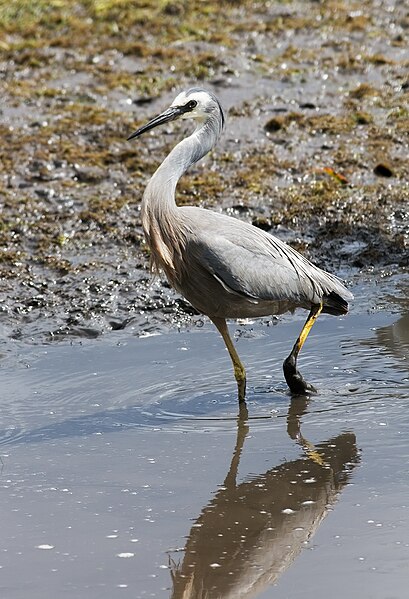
[
  {"xmin": 0, "ymin": 0, "xmax": 408, "ymax": 341},
  {"xmin": 1, "ymin": 5, "xmax": 409, "ymax": 598}
]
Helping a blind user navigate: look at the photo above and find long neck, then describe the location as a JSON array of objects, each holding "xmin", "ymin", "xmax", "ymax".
[
  {"xmin": 141, "ymin": 119, "xmax": 220, "ymax": 280},
  {"xmin": 142, "ymin": 119, "xmax": 219, "ymax": 217}
]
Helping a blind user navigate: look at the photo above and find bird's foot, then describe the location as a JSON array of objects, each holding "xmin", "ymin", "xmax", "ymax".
[{"xmin": 283, "ymin": 356, "xmax": 317, "ymax": 396}]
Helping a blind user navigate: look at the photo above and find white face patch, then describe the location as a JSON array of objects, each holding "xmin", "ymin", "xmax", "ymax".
[
  {"xmin": 170, "ymin": 90, "xmax": 215, "ymax": 120},
  {"xmin": 171, "ymin": 90, "xmax": 190, "ymax": 106}
]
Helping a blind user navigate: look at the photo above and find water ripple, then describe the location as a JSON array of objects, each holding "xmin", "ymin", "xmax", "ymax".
[{"xmin": 0, "ymin": 305, "xmax": 407, "ymax": 446}]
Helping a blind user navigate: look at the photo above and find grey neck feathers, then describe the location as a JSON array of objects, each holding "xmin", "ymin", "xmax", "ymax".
[
  {"xmin": 142, "ymin": 117, "xmax": 221, "ymax": 217},
  {"xmin": 141, "ymin": 115, "xmax": 222, "ymax": 277}
]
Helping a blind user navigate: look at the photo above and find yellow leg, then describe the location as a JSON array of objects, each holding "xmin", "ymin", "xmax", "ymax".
[
  {"xmin": 283, "ymin": 303, "xmax": 323, "ymax": 395},
  {"xmin": 211, "ymin": 317, "xmax": 246, "ymax": 403},
  {"xmin": 298, "ymin": 436, "xmax": 326, "ymax": 467},
  {"xmin": 297, "ymin": 304, "xmax": 323, "ymax": 352}
]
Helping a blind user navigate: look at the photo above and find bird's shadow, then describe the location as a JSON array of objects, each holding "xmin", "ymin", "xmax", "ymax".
[
  {"xmin": 0, "ymin": 383, "xmax": 359, "ymax": 597},
  {"xmin": 168, "ymin": 396, "xmax": 360, "ymax": 599}
]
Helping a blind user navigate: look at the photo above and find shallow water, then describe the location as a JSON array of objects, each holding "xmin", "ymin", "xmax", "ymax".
[{"xmin": 0, "ymin": 276, "xmax": 408, "ymax": 599}]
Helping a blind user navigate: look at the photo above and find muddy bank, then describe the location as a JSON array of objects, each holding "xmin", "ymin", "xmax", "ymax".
[{"xmin": 0, "ymin": 0, "xmax": 408, "ymax": 342}]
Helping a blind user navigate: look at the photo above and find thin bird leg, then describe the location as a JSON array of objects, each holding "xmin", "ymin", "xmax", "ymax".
[
  {"xmin": 223, "ymin": 410, "xmax": 249, "ymax": 488},
  {"xmin": 211, "ymin": 317, "xmax": 247, "ymax": 403},
  {"xmin": 286, "ymin": 397, "xmax": 326, "ymax": 466},
  {"xmin": 283, "ymin": 303, "xmax": 323, "ymax": 395}
]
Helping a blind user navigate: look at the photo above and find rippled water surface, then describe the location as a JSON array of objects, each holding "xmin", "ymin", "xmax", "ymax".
[{"xmin": 0, "ymin": 278, "xmax": 408, "ymax": 599}]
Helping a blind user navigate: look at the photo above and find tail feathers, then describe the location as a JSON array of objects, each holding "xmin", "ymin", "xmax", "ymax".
[{"xmin": 322, "ymin": 291, "xmax": 350, "ymax": 316}]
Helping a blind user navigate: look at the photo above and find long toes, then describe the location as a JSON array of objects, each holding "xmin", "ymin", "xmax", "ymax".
[
  {"xmin": 283, "ymin": 360, "xmax": 317, "ymax": 396},
  {"xmin": 287, "ymin": 372, "xmax": 317, "ymax": 395},
  {"xmin": 291, "ymin": 376, "xmax": 317, "ymax": 395}
]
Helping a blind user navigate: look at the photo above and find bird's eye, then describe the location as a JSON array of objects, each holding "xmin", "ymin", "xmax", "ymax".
[{"xmin": 186, "ymin": 100, "xmax": 197, "ymax": 110}]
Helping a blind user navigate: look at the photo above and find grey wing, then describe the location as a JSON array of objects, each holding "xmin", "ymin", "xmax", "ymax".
[{"xmin": 187, "ymin": 215, "xmax": 353, "ymax": 309}]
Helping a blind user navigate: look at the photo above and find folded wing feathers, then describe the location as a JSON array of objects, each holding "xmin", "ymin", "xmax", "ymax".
[{"xmin": 193, "ymin": 221, "xmax": 352, "ymax": 309}]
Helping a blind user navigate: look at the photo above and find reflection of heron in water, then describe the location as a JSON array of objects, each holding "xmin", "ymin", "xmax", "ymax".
[{"xmin": 169, "ymin": 401, "xmax": 359, "ymax": 599}]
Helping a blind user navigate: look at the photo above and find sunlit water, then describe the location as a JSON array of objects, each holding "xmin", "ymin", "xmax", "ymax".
[{"xmin": 0, "ymin": 277, "xmax": 408, "ymax": 598}]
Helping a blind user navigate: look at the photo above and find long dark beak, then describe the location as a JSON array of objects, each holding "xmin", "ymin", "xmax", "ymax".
[{"xmin": 127, "ymin": 106, "xmax": 182, "ymax": 140}]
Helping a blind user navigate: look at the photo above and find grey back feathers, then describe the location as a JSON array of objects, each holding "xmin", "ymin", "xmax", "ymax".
[{"xmin": 128, "ymin": 87, "xmax": 353, "ymax": 400}]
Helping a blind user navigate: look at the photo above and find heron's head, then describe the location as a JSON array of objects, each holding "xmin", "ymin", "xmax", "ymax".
[{"xmin": 127, "ymin": 88, "xmax": 225, "ymax": 140}]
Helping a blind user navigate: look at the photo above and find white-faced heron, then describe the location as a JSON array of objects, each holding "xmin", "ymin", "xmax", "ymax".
[{"xmin": 128, "ymin": 88, "xmax": 353, "ymax": 403}]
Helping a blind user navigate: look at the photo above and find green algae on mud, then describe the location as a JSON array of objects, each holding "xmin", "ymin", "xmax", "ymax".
[{"xmin": 0, "ymin": 0, "xmax": 408, "ymax": 341}]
